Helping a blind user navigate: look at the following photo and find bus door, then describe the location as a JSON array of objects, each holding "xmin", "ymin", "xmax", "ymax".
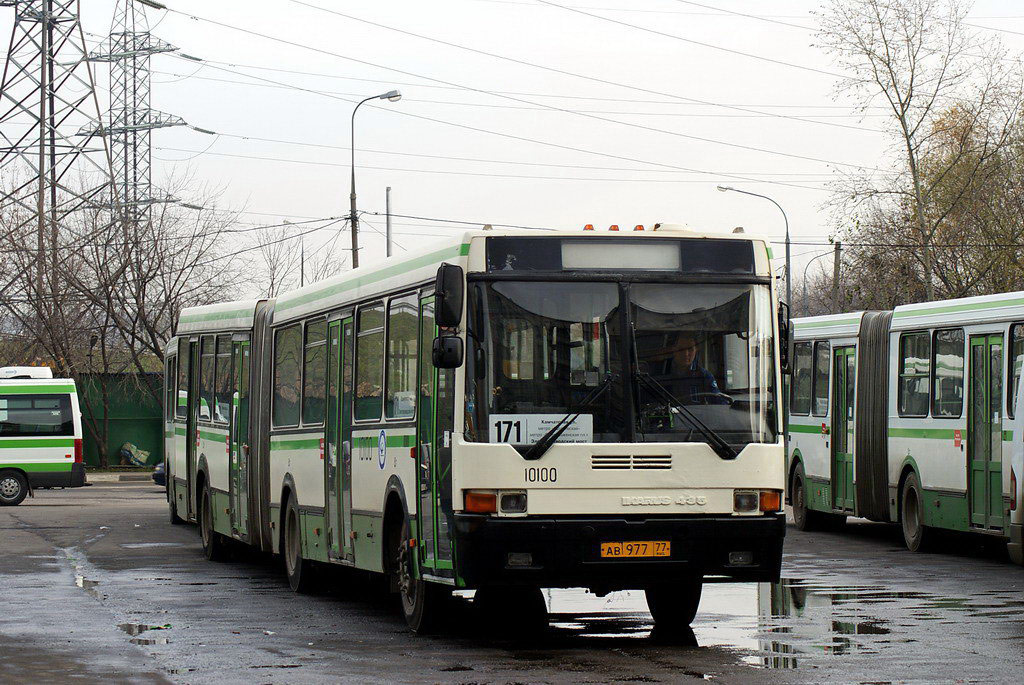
[
  {"xmin": 969, "ymin": 334, "xmax": 1005, "ymax": 530},
  {"xmin": 185, "ymin": 339, "xmax": 200, "ymax": 520},
  {"xmin": 229, "ymin": 338, "xmax": 250, "ymax": 538},
  {"xmin": 326, "ymin": 315, "xmax": 355, "ymax": 562},
  {"xmin": 831, "ymin": 346, "xmax": 855, "ymax": 512},
  {"xmin": 416, "ymin": 296, "xmax": 439, "ymax": 570}
]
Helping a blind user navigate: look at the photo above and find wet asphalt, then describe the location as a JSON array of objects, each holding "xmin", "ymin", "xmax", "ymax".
[{"xmin": 0, "ymin": 482, "xmax": 1021, "ymax": 684}]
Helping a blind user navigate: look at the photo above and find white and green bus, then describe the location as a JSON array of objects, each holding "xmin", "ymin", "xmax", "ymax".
[
  {"xmin": 787, "ymin": 293, "xmax": 1024, "ymax": 564},
  {"xmin": 0, "ymin": 367, "xmax": 85, "ymax": 506},
  {"xmin": 165, "ymin": 226, "xmax": 788, "ymax": 633}
]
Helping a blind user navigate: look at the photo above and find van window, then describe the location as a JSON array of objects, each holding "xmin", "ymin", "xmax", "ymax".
[
  {"xmin": 931, "ymin": 329, "xmax": 964, "ymax": 418},
  {"xmin": 199, "ymin": 336, "xmax": 215, "ymax": 421},
  {"xmin": 386, "ymin": 295, "xmax": 418, "ymax": 419},
  {"xmin": 0, "ymin": 395, "xmax": 73, "ymax": 436},
  {"xmin": 899, "ymin": 332, "xmax": 930, "ymax": 417},
  {"xmin": 811, "ymin": 341, "xmax": 830, "ymax": 416},
  {"xmin": 273, "ymin": 325, "xmax": 302, "ymax": 427},
  {"xmin": 1009, "ymin": 323, "xmax": 1024, "ymax": 419},
  {"xmin": 790, "ymin": 341, "xmax": 812, "ymax": 415},
  {"xmin": 303, "ymin": 320, "xmax": 327, "ymax": 425},
  {"xmin": 355, "ymin": 302, "xmax": 385, "ymax": 421}
]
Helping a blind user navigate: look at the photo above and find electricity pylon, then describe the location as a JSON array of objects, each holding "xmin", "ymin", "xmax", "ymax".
[
  {"xmin": 90, "ymin": 0, "xmax": 184, "ymax": 226},
  {"xmin": 0, "ymin": 0, "xmax": 117, "ymax": 288}
]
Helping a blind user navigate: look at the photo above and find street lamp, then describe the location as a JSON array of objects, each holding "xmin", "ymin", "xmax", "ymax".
[
  {"xmin": 717, "ymin": 185, "xmax": 791, "ymax": 308},
  {"xmin": 350, "ymin": 90, "xmax": 401, "ymax": 268},
  {"xmin": 801, "ymin": 249, "xmax": 834, "ymax": 316}
]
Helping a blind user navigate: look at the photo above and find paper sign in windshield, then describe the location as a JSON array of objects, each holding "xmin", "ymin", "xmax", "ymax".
[{"xmin": 489, "ymin": 414, "xmax": 593, "ymax": 445}]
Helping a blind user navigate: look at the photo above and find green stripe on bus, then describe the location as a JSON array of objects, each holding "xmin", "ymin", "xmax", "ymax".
[
  {"xmin": 3, "ymin": 462, "xmax": 72, "ymax": 472},
  {"xmin": 179, "ymin": 306, "xmax": 255, "ymax": 324},
  {"xmin": 0, "ymin": 385, "xmax": 76, "ymax": 395},
  {"xmin": 788, "ymin": 423, "xmax": 823, "ymax": 434},
  {"xmin": 275, "ymin": 243, "xmax": 470, "ymax": 313},
  {"xmin": 794, "ymin": 318, "xmax": 861, "ymax": 330},
  {"xmin": 199, "ymin": 429, "xmax": 227, "ymax": 441},
  {"xmin": 888, "ymin": 427, "xmax": 956, "ymax": 440},
  {"xmin": 0, "ymin": 438, "xmax": 75, "ymax": 448},
  {"xmin": 174, "ymin": 426, "xmax": 186, "ymax": 436},
  {"xmin": 353, "ymin": 434, "xmax": 417, "ymax": 448},
  {"xmin": 894, "ymin": 296, "xmax": 1024, "ymax": 319},
  {"xmin": 270, "ymin": 438, "xmax": 321, "ymax": 450}
]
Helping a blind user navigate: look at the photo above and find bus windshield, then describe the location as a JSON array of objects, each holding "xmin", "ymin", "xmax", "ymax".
[{"xmin": 464, "ymin": 280, "xmax": 777, "ymax": 449}]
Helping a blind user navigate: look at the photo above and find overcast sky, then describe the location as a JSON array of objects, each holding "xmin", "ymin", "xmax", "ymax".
[{"xmin": 5, "ymin": 0, "xmax": 1024, "ymax": 286}]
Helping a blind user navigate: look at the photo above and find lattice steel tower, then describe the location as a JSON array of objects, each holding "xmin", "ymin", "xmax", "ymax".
[
  {"xmin": 90, "ymin": 0, "xmax": 183, "ymax": 225},
  {"xmin": 0, "ymin": 0, "xmax": 115, "ymax": 249}
]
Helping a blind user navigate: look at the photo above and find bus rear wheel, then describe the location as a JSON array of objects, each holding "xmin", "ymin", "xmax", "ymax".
[
  {"xmin": 901, "ymin": 472, "xmax": 933, "ymax": 553},
  {"xmin": 395, "ymin": 517, "xmax": 450, "ymax": 633},
  {"xmin": 792, "ymin": 469, "xmax": 817, "ymax": 531},
  {"xmin": 646, "ymin": 576, "xmax": 702, "ymax": 636},
  {"xmin": 283, "ymin": 496, "xmax": 317, "ymax": 593},
  {"xmin": 0, "ymin": 470, "xmax": 28, "ymax": 506},
  {"xmin": 199, "ymin": 486, "xmax": 229, "ymax": 562}
]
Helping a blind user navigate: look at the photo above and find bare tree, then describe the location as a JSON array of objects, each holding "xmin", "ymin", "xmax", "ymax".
[{"xmin": 818, "ymin": 0, "xmax": 1024, "ymax": 300}]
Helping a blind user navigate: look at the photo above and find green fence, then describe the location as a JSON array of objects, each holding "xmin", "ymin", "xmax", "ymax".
[{"xmin": 78, "ymin": 373, "xmax": 163, "ymax": 467}]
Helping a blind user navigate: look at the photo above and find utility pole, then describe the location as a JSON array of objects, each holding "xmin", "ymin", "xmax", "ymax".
[
  {"xmin": 90, "ymin": 0, "xmax": 185, "ymax": 227},
  {"xmin": 0, "ymin": 0, "xmax": 118, "ymax": 301},
  {"xmin": 385, "ymin": 186, "xmax": 392, "ymax": 258},
  {"xmin": 832, "ymin": 241, "xmax": 842, "ymax": 314}
]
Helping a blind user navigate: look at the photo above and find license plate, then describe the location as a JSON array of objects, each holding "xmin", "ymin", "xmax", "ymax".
[{"xmin": 600, "ymin": 540, "xmax": 671, "ymax": 558}]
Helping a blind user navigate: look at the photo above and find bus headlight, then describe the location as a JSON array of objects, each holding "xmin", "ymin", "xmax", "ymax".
[
  {"xmin": 499, "ymin": 491, "xmax": 527, "ymax": 514},
  {"xmin": 734, "ymin": 490, "xmax": 758, "ymax": 512}
]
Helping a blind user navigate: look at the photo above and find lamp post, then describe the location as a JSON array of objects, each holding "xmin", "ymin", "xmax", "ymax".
[
  {"xmin": 801, "ymin": 249, "xmax": 834, "ymax": 316},
  {"xmin": 717, "ymin": 186, "xmax": 791, "ymax": 307},
  {"xmin": 350, "ymin": 90, "xmax": 401, "ymax": 269}
]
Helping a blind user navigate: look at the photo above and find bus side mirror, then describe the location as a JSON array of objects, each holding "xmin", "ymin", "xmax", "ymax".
[
  {"xmin": 432, "ymin": 336, "xmax": 464, "ymax": 368},
  {"xmin": 778, "ymin": 301, "xmax": 791, "ymax": 374},
  {"xmin": 435, "ymin": 263, "xmax": 464, "ymax": 328}
]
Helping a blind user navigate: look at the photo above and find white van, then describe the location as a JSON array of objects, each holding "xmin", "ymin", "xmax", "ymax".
[{"xmin": 0, "ymin": 367, "xmax": 85, "ymax": 505}]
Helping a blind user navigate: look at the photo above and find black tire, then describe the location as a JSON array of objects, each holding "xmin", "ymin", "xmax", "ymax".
[
  {"xmin": 199, "ymin": 486, "xmax": 229, "ymax": 561},
  {"xmin": 169, "ymin": 488, "xmax": 185, "ymax": 525},
  {"xmin": 791, "ymin": 468, "xmax": 814, "ymax": 531},
  {"xmin": 395, "ymin": 517, "xmax": 450, "ymax": 633},
  {"xmin": 474, "ymin": 585, "xmax": 548, "ymax": 637},
  {"xmin": 901, "ymin": 472, "xmax": 933, "ymax": 553},
  {"xmin": 0, "ymin": 470, "xmax": 28, "ymax": 506},
  {"xmin": 646, "ymin": 576, "xmax": 703, "ymax": 635},
  {"xmin": 283, "ymin": 496, "xmax": 318, "ymax": 593}
]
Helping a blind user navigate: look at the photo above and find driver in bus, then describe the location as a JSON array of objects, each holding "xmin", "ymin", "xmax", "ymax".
[{"xmin": 658, "ymin": 333, "xmax": 727, "ymax": 404}]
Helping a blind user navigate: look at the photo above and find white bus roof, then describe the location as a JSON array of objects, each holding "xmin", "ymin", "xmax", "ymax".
[
  {"xmin": 892, "ymin": 290, "xmax": 1024, "ymax": 330},
  {"xmin": 270, "ymin": 227, "xmax": 772, "ymax": 326},
  {"xmin": 792, "ymin": 312, "xmax": 866, "ymax": 340},
  {"xmin": 177, "ymin": 299, "xmax": 264, "ymax": 335},
  {"xmin": 0, "ymin": 366, "xmax": 53, "ymax": 379}
]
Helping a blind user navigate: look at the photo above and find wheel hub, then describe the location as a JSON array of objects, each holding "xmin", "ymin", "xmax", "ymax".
[
  {"xmin": 0, "ymin": 477, "xmax": 19, "ymax": 498},
  {"xmin": 397, "ymin": 536, "xmax": 415, "ymax": 610}
]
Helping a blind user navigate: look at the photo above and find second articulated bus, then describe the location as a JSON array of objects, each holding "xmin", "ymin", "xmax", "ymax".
[
  {"xmin": 165, "ymin": 226, "xmax": 789, "ymax": 633},
  {"xmin": 787, "ymin": 293, "xmax": 1024, "ymax": 564}
]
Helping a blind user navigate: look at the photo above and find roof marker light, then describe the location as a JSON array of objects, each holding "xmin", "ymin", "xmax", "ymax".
[
  {"xmin": 583, "ymin": 224, "xmax": 594, "ymax": 230},
  {"xmin": 634, "ymin": 224, "xmax": 644, "ymax": 231},
  {"xmin": 609, "ymin": 224, "xmax": 619, "ymax": 231}
]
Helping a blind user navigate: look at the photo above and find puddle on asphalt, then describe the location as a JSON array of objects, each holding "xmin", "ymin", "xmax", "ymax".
[
  {"xmin": 74, "ymin": 574, "xmax": 102, "ymax": 600},
  {"xmin": 120, "ymin": 543, "xmax": 185, "ymax": 549},
  {"xmin": 118, "ymin": 622, "xmax": 171, "ymax": 636},
  {"xmin": 130, "ymin": 637, "xmax": 170, "ymax": 645}
]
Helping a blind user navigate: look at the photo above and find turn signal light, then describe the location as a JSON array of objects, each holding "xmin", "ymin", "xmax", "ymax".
[
  {"xmin": 759, "ymin": 489, "xmax": 782, "ymax": 512},
  {"xmin": 465, "ymin": 491, "xmax": 497, "ymax": 514}
]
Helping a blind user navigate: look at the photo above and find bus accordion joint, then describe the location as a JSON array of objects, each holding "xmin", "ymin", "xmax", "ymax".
[{"xmin": 464, "ymin": 490, "xmax": 497, "ymax": 514}]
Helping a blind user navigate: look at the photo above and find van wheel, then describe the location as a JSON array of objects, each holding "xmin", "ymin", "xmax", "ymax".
[
  {"xmin": 0, "ymin": 470, "xmax": 28, "ymax": 506},
  {"xmin": 646, "ymin": 576, "xmax": 702, "ymax": 635},
  {"xmin": 395, "ymin": 517, "xmax": 450, "ymax": 633},
  {"xmin": 284, "ymin": 496, "xmax": 317, "ymax": 593},
  {"xmin": 901, "ymin": 472, "xmax": 933, "ymax": 553},
  {"xmin": 199, "ymin": 486, "xmax": 229, "ymax": 561}
]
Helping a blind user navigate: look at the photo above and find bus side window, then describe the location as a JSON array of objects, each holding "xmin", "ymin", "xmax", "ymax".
[
  {"xmin": 811, "ymin": 341, "xmax": 830, "ymax": 417},
  {"xmin": 214, "ymin": 334, "xmax": 231, "ymax": 424},
  {"xmin": 303, "ymin": 319, "xmax": 327, "ymax": 425},
  {"xmin": 790, "ymin": 342, "xmax": 812, "ymax": 415},
  {"xmin": 176, "ymin": 338, "xmax": 189, "ymax": 419},
  {"xmin": 385, "ymin": 295, "xmax": 418, "ymax": 420},
  {"xmin": 1009, "ymin": 323, "xmax": 1024, "ymax": 419},
  {"xmin": 165, "ymin": 355, "xmax": 176, "ymax": 421},
  {"xmin": 199, "ymin": 335, "xmax": 215, "ymax": 422},
  {"xmin": 931, "ymin": 328, "xmax": 964, "ymax": 418},
  {"xmin": 272, "ymin": 324, "xmax": 302, "ymax": 427},
  {"xmin": 898, "ymin": 332, "xmax": 930, "ymax": 418},
  {"xmin": 355, "ymin": 302, "xmax": 385, "ymax": 421}
]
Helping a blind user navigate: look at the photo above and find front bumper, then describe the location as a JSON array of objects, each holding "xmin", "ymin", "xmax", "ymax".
[
  {"xmin": 453, "ymin": 513, "xmax": 785, "ymax": 589},
  {"xmin": 26, "ymin": 462, "xmax": 86, "ymax": 489}
]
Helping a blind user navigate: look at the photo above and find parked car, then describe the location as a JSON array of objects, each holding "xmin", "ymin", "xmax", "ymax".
[{"xmin": 152, "ymin": 461, "xmax": 166, "ymax": 487}]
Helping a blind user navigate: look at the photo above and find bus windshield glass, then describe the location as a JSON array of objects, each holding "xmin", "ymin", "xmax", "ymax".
[
  {"xmin": 630, "ymin": 283, "xmax": 776, "ymax": 446},
  {"xmin": 465, "ymin": 280, "xmax": 777, "ymax": 448}
]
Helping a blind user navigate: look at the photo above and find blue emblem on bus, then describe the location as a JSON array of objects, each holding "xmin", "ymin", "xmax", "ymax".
[{"xmin": 378, "ymin": 429, "xmax": 387, "ymax": 470}]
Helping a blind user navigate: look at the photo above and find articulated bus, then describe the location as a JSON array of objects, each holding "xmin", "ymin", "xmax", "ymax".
[
  {"xmin": 787, "ymin": 293, "xmax": 1024, "ymax": 564},
  {"xmin": 164, "ymin": 226, "xmax": 788, "ymax": 634}
]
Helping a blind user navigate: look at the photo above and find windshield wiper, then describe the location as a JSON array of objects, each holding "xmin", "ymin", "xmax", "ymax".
[
  {"xmin": 521, "ymin": 374, "xmax": 615, "ymax": 461},
  {"xmin": 634, "ymin": 372, "xmax": 738, "ymax": 460}
]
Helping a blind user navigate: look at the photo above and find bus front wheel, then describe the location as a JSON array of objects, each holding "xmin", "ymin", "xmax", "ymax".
[
  {"xmin": 283, "ymin": 496, "xmax": 318, "ymax": 593},
  {"xmin": 900, "ymin": 472, "xmax": 934, "ymax": 553},
  {"xmin": 646, "ymin": 576, "xmax": 702, "ymax": 634},
  {"xmin": 395, "ymin": 517, "xmax": 450, "ymax": 633},
  {"xmin": 0, "ymin": 470, "xmax": 28, "ymax": 506},
  {"xmin": 199, "ymin": 486, "xmax": 229, "ymax": 562}
]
